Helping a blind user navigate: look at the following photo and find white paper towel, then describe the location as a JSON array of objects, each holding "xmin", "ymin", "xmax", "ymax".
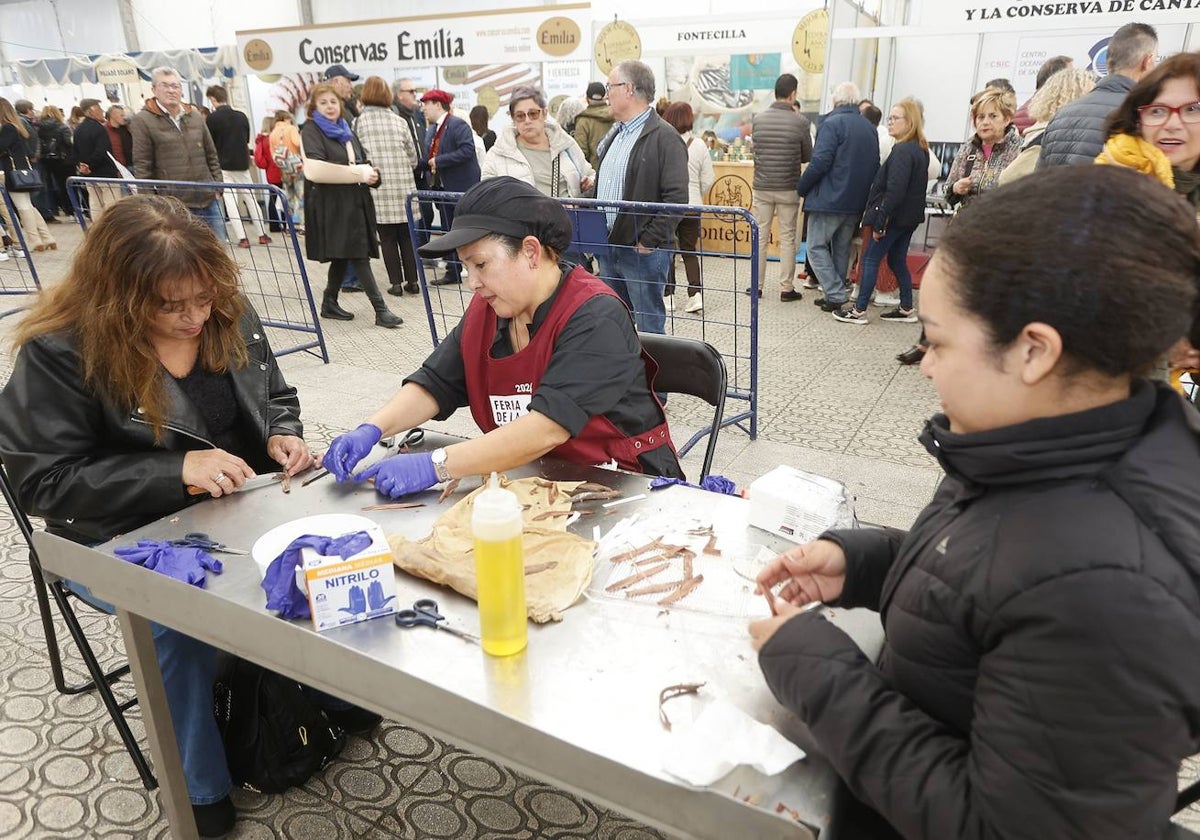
[{"xmin": 661, "ymin": 699, "xmax": 806, "ymax": 786}]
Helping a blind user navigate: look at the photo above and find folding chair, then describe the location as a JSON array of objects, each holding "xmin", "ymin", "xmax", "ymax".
[
  {"xmin": 0, "ymin": 459, "xmax": 157, "ymax": 789},
  {"xmin": 638, "ymin": 332, "xmax": 727, "ymax": 480}
]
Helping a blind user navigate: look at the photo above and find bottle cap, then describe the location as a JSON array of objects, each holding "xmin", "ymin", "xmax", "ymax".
[{"xmin": 472, "ymin": 472, "xmax": 522, "ymax": 528}]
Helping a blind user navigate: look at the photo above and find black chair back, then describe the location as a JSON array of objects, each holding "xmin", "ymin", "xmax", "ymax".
[{"xmin": 638, "ymin": 332, "xmax": 727, "ymax": 480}]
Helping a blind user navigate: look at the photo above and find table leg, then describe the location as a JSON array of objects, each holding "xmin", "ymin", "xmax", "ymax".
[{"xmin": 116, "ymin": 608, "xmax": 199, "ymax": 840}]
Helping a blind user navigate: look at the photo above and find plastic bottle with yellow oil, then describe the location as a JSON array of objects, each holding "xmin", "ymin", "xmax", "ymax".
[{"xmin": 472, "ymin": 473, "xmax": 527, "ymax": 656}]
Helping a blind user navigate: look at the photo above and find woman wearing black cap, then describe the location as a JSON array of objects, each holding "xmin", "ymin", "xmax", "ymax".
[{"xmin": 321, "ymin": 177, "xmax": 684, "ymax": 496}]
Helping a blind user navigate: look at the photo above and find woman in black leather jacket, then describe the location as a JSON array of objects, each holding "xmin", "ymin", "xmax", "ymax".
[
  {"xmin": 749, "ymin": 166, "xmax": 1200, "ymax": 840},
  {"xmin": 0, "ymin": 195, "xmax": 325, "ymax": 838}
]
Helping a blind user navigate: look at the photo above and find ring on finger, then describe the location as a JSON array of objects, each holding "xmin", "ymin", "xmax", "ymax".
[{"xmin": 214, "ymin": 472, "xmax": 227, "ymax": 483}]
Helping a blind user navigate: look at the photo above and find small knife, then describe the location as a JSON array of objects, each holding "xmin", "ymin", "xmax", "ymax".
[{"xmin": 186, "ymin": 472, "xmax": 285, "ymax": 496}]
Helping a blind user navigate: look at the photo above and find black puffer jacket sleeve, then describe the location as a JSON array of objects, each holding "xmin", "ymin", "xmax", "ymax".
[
  {"xmin": 819, "ymin": 526, "xmax": 905, "ymax": 610},
  {"xmin": 759, "ymin": 565, "xmax": 1198, "ymax": 840},
  {"xmin": 0, "ymin": 334, "xmax": 189, "ymax": 529}
]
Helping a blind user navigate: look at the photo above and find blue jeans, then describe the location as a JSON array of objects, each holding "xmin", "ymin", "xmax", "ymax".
[
  {"xmin": 597, "ymin": 247, "xmax": 671, "ymax": 334},
  {"xmin": 190, "ymin": 200, "xmax": 228, "ymax": 243},
  {"xmin": 855, "ymin": 225, "xmax": 917, "ymax": 312},
  {"xmin": 806, "ymin": 212, "xmax": 858, "ymax": 306},
  {"xmin": 64, "ymin": 581, "xmax": 231, "ymax": 805}
]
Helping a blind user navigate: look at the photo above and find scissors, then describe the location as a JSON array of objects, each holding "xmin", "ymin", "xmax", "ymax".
[
  {"xmin": 168, "ymin": 532, "xmax": 249, "ymax": 555},
  {"xmin": 394, "ymin": 598, "xmax": 479, "ymax": 644},
  {"xmin": 305, "ymin": 428, "xmax": 427, "ymax": 487}
]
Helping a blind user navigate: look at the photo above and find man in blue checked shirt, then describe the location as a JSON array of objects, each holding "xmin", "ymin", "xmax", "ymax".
[{"xmin": 593, "ymin": 60, "xmax": 688, "ymax": 334}]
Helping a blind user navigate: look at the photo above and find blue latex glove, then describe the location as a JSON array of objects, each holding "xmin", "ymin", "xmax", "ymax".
[
  {"xmin": 648, "ymin": 474, "xmax": 739, "ymax": 496},
  {"xmin": 367, "ymin": 579, "xmax": 395, "ymax": 610},
  {"xmin": 339, "ymin": 584, "xmax": 367, "ymax": 615},
  {"xmin": 114, "ymin": 540, "xmax": 223, "ymax": 588},
  {"xmin": 261, "ymin": 531, "xmax": 374, "ymax": 619},
  {"xmin": 353, "ymin": 452, "xmax": 438, "ymax": 499},
  {"xmin": 323, "ymin": 423, "xmax": 383, "ymax": 481}
]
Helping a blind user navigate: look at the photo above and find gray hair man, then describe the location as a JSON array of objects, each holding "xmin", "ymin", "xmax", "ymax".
[
  {"xmin": 795, "ymin": 80, "xmax": 879, "ymax": 312},
  {"xmin": 129, "ymin": 67, "xmax": 226, "ymax": 239},
  {"xmin": 1039, "ymin": 23, "xmax": 1158, "ymax": 167},
  {"xmin": 750, "ymin": 73, "xmax": 813, "ymax": 301},
  {"xmin": 593, "ymin": 59, "xmax": 688, "ymax": 335}
]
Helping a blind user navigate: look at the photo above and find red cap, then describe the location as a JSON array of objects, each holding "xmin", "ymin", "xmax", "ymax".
[{"xmin": 420, "ymin": 89, "xmax": 453, "ymax": 106}]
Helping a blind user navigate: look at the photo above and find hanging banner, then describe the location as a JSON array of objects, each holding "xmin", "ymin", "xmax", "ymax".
[
  {"xmin": 626, "ymin": 11, "xmax": 823, "ymax": 57},
  {"xmin": 236, "ymin": 4, "xmax": 590, "ymax": 76},
  {"xmin": 835, "ymin": 0, "xmax": 1200, "ymax": 36}
]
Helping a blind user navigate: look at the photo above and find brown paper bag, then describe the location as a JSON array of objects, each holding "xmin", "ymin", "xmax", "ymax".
[{"xmin": 387, "ymin": 477, "xmax": 596, "ymax": 622}]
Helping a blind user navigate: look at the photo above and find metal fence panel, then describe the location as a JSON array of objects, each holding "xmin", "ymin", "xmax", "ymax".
[
  {"xmin": 66, "ymin": 177, "xmax": 327, "ymax": 362},
  {"xmin": 0, "ymin": 185, "xmax": 43, "ymax": 320},
  {"xmin": 405, "ymin": 190, "xmax": 759, "ymax": 457}
]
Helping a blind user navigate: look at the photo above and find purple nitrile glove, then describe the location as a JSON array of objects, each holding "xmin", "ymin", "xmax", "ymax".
[
  {"xmin": 261, "ymin": 531, "xmax": 373, "ymax": 619},
  {"xmin": 353, "ymin": 452, "xmax": 438, "ymax": 499},
  {"xmin": 323, "ymin": 423, "xmax": 383, "ymax": 482},
  {"xmin": 648, "ymin": 475, "xmax": 739, "ymax": 495},
  {"xmin": 114, "ymin": 540, "xmax": 223, "ymax": 588}
]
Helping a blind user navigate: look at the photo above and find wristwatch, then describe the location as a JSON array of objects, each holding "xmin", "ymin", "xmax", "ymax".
[{"xmin": 430, "ymin": 447, "xmax": 452, "ymax": 483}]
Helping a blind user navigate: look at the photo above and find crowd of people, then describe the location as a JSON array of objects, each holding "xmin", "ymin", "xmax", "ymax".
[{"xmin": 0, "ymin": 23, "xmax": 1199, "ymax": 839}]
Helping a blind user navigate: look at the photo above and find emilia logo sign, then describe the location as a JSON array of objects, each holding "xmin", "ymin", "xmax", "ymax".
[{"xmin": 537, "ymin": 17, "xmax": 581, "ymax": 57}]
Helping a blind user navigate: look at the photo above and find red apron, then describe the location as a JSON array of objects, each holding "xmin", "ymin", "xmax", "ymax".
[{"xmin": 460, "ymin": 266, "xmax": 675, "ymax": 473}]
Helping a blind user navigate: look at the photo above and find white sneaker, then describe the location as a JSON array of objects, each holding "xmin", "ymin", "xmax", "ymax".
[
  {"xmin": 0, "ymin": 251, "xmax": 8, "ymax": 262},
  {"xmin": 663, "ymin": 294, "xmax": 675, "ymax": 312},
  {"xmin": 685, "ymin": 293, "xmax": 703, "ymax": 313},
  {"xmin": 872, "ymin": 292, "xmax": 901, "ymax": 308}
]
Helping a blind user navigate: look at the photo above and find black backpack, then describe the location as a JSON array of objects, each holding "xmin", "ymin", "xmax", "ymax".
[{"xmin": 212, "ymin": 655, "xmax": 346, "ymax": 793}]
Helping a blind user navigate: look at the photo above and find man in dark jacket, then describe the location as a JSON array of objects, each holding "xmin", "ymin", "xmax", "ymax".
[
  {"xmin": 73, "ymin": 98, "xmax": 120, "ymax": 222},
  {"xmin": 594, "ymin": 59, "xmax": 688, "ymax": 335},
  {"xmin": 104, "ymin": 106, "xmax": 133, "ymax": 171},
  {"xmin": 751, "ymin": 74, "xmax": 813, "ymax": 301},
  {"xmin": 130, "ymin": 67, "xmax": 225, "ymax": 239},
  {"xmin": 797, "ymin": 81, "xmax": 879, "ymax": 311},
  {"xmin": 420, "ymin": 89, "xmax": 481, "ymax": 286},
  {"xmin": 1038, "ymin": 23, "xmax": 1158, "ymax": 167},
  {"xmin": 205, "ymin": 85, "xmax": 269, "ymax": 248}
]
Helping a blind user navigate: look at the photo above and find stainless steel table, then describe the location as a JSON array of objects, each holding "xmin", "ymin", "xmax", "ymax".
[{"xmin": 32, "ymin": 433, "xmax": 883, "ymax": 840}]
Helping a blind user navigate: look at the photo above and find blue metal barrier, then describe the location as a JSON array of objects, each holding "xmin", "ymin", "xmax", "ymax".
[
  {"xmin": 0, "ymin": 185, "xmax": 42, "ymax": 320},
  {"xmin": 66, "ymin": 177, "xmax": 328, "ymax": 362},
  {"xmin": 405, "ymin": 190, "xmax": 760, "ymax": 461}
]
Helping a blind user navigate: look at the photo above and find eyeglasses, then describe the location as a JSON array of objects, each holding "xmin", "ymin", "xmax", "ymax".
[
  {"xmin": 1137, "ymin": 101, "xmax": 1200, "ymax": 126},
  {"xmin": 886, "ymin": 115, "xmax": 906, "ymax": 122},
  {"xmin": 512, "ymin": 108, "xmax": 544, "ymax": 122},
  {"xmin": 604, "ymin": 82, "xmax": 630, "ymax": 94},
  {"xmin": 156, "ymin": 82, "xmax": 183, "ymax": 91}
]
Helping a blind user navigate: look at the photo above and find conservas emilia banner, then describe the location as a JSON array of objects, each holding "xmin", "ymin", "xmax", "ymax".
[{"xmin": 236, "ymin": 3, "xmax": 590, "ymax": 75}]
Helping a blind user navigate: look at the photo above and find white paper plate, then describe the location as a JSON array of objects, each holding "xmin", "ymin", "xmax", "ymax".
[{"xmin": 251, "ymin": 513, "xmax": 381, "ymax": 579}]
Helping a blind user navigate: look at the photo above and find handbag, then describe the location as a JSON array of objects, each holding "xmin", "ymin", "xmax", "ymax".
[
  {"xmin": 4, "ymin": 152, "xmax": 43, "ymax": 192},
  {"xmin": 212, "ymin": 654, "xmax": 346, "ymax": 793},
  {"xmin": 274, "ymin": 148, "xmax": 301, "ymax": 176}
]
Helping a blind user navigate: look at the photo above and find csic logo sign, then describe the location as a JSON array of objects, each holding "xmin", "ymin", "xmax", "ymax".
[{"xmin": 1087, "ymin": 37, "xmax": 1111, "ymax": 76}]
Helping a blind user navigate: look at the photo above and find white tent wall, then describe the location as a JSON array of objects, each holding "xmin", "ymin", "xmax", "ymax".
[
  {"xmin": 127, "ymin": 0, "xmax": 298, "ymax": 52},
  {"xmin": 1, "ymin": 0, "xmax": 126, "ymax": 61}
]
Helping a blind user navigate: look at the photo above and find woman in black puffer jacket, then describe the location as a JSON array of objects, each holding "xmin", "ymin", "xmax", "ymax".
[{"xmin": 750, "ymin": 165, "xmax": 1200, "ymax": 840}]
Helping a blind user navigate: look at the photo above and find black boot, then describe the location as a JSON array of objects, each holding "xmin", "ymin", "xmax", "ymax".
[
  {"xmin": 320, "ymin": 280, "xmax": 354, "ymax": 320},
  {"xmin": 358, "ymin": 268, "xmax": 403, "ymax": 328}
]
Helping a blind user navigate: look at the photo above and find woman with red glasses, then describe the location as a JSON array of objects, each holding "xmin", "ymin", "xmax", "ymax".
[
  {"xmin": 1099, "ymin": 51, "xmax": 1200, "ymax": 210},
  {"xmin": 1098, "ymin": 50, "xmax": 1200, "ymax": 393}
]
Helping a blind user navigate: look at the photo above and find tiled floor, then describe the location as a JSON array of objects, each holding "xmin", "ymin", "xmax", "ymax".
[{"xmin": 0, "ymin": 219, "xmax": 1195, "ymax": 837}]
